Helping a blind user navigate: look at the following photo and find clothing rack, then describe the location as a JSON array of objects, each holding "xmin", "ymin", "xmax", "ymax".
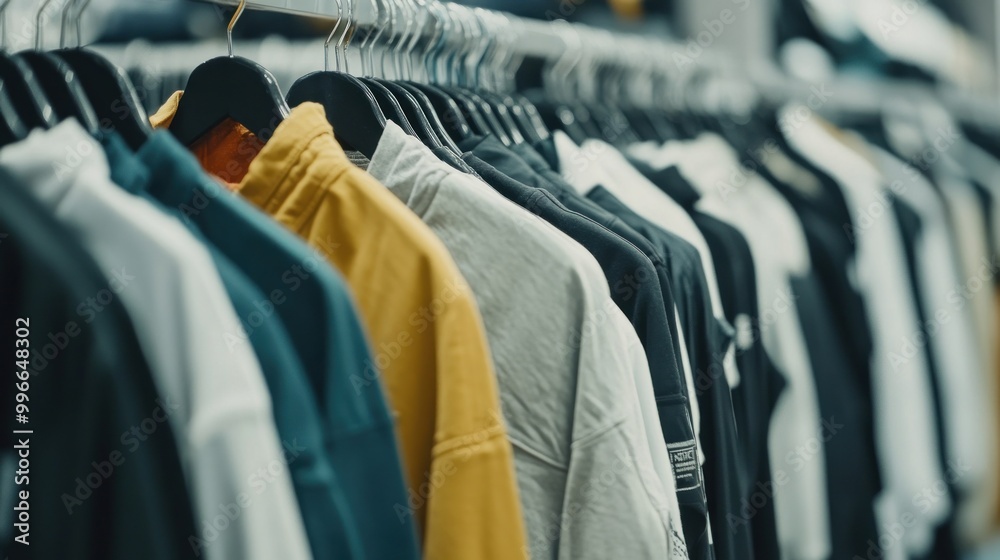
[
  {"xmin": 182, "ymin": 0, "xmax": 1000, "ymax": 130},
  {"xmin": 198, "ymin": 0, "xmax": 378, "ymax": 24}
]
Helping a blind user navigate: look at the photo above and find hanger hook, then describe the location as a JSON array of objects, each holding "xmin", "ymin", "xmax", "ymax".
[
  {"xmin": 357, "ymin": 0, "xmax": 379, "ymax": 77},
  {"xmin": 36, "ymin": 0, "xmax": 58, "ymax": 50},
  {"xmin": 0, "ymin": 0, "xmax": 11, "ymax": 51},
  {"xmin": 227, "ymin": 0, "xmax": 247, "ymax": 57},
  {"xmin": 325, "ymin": 0, "xmax": 344, "ymax": 71},
  {"xmin": 337, "ymin": 0, "xmax": 353, "ymax": 74},
  {"xmin": 59, "ymin": 0, "xmax": 75, "ymax": 49},
  {"xmin": 74, "ymin": 0, "xmax": 93, "ymax": 48}
]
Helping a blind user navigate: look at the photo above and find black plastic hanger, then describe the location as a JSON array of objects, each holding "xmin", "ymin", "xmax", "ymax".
[
  {"xmin": 418, "ymin": 83, "xmax": 487, "ymax": 137},
  {"xmin": 288, "ymin": 71, "xmax": 385, "ymax": 159},
  {"xmin": 380, "ymin": 79, "xmax": 463, "ymax": 152},
  {"xmin": 0, "ymin": 82, "xmax": 27, "ymax": 145},
  {"xmin": 526, "ymin": 91, "xmax": 589, "ymax": 145},
  {"xmin": 169, "ymin": 3, "xmax": 289, "ymax": 147},
  {"xmin": 362, "ymin": 78, "xmax": 420, "ymax": 138},
  {"xmin": 397, "ymin": 82, "xmax": 465, "ymax": 151},
  {"xmin": 0, "ymin": 54, "xmax": 55, "ymax": 130},
  {"xmin": 361, "ymin": 78, "xmax": 440, "ymax": 148},
  {"xmin": 477, "ymin": 90, "xmax": 525, "ymax": 145},
  {"xmin": 15, "ymin": 51, "xmax": 99, "ymax": 134},
  {"xmin": 499, "ymin": 93, "xmax": 544, "ymax": 144},
  {"xmin": 455, "ymin": 88, "xmax": 512, "ymax": 144},
  {"xmin": 405, "ymin": 82, "xmax": 473, "ymax": 142},
  {"xmin": 376, "ymin": 81, "xmax": 436, "ymax": 147},
  {"xmin": 57, "ymin": 48, "xmax": 153, "ymax": 150},
  {"xmin": 513, "ymin": 94, "xmax": 551, "ymax": 142},
  {"xmin": 171, "ymin": 55, "xmax": 289, "ymax": 147}
]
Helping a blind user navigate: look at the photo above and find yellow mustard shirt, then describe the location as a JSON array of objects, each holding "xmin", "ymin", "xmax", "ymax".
[{"xmin": 152, "ymin": 94, "xmax": 530, "ymax": 559}]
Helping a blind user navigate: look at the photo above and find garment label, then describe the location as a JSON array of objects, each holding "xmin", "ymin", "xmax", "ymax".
[{"xmin": 667, "ymin": 440, "xmax": 701, "ymax": 491}]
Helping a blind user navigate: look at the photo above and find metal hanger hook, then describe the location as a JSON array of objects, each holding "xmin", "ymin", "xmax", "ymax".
[
  {"xmin": 337, "ymin": 0, "xmax": 354, "ymax": 73},
  {"xmin": 0, "ymin": 0, "xmax": 11, "ymax": 50},
  {"xmin": 227, "ymin": 0, "xmax": 247, "ymax": 57},
  {"xmin": 74, "ymin": 0, "xmax": 93, "ymax": 48},
  {"xmin": 325, "ymin": 0, "xmax": 345, "ymax": 71},
  {"xmin": 36, "ymin": 0, "xmax": 58, "ymax": 50},
  {"xmin": 59, "ymin": 0, "xmax": 76, "ymax": 48}
]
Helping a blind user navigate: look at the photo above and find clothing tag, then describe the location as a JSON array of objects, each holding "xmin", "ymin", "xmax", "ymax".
[{"xmin": 667, "ymin": 440, "xmax": 702, "ymax": 491}]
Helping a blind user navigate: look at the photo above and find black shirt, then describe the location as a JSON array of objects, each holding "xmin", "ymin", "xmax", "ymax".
[
  {"xmin": 0, "ymin": 174, "xmax": 199, "ymax": 560},
  {"xmin": 629, "ymin": 161, "xmax": 785, "ymax": 560},
  {"xmin": 724, "ymin": 139, "xmax": 885, "ymax": 560},
  {"xmin": 585, "ymin": 184, "xmax": 752, "ymax": 560}
]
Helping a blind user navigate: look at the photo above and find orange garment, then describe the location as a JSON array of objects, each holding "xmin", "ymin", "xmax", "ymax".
[
  {"xmin": 152, "ymin": 96, "xmax": 530, "ymax": 560},
  {"xmin": 149, "ymin": 91, "xmax": 263, "ymax": 189}
]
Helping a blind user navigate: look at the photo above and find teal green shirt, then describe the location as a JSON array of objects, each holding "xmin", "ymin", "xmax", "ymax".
[
  {"xmin": 101, "ymin": 133, "xmax": 362, "ymax": 560},
  {"xmin": 132, "ymin": 131, "xmax": 420, "ymax": 560}
]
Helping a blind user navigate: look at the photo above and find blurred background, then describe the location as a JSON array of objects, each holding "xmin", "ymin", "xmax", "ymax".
[
  {"xmin": 5, "ymin": 0, "xmax": 997, "ymax": 91},
  {"xmin": 3, "ymin": 0, "xmax": 998, "ymax": 105}
]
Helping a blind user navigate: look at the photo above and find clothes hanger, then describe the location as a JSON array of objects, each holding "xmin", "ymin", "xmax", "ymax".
[
  {"xmin": 442, "ymin": 5, "xmax": 512, "ymax": 145},
  {"xmin": 0, "ymin": 79, "xmax": 26, "ymax": 144},
  {"xmin": 16, "ymin": 0, "xmax": 99, "ymax": 135},
  {"xmin": 400, "ymin": 0, "xmax": 474, "ymax": 143},
  {"xmin": 366, "ymin": 0, "xmax": 451, "ymax": 149},
  {"xmin": 454, "ymin": 6, "xmax": 522, "ymax": 145},
  {"xmin": 482, "ymin": 11, "xmax": 546, "ymax": 144},
  {"xmin": 286, "ymin": 0, "xmax": 385, "ymax": 158},
  {"xmin": 521, "ymin": 20, "xmax": 593, "ymax": 144},
  {"xmin": 379, "ymin": 0, "xmax": 464, "ymax": 153},
  {"xmin": 57, "ymin": 0, "xmax": 152, "ymax": 149},
  {"xmin": 0, "ymin": 0, "xmax": 54, "ymax": 130},
  {"xmin": 351, "ymin": 0, "xmax": 421, "ymax": 140},
  {"xmin": 170, "ymin": 0, "xmax": 289, "ymax": 147},
  {"xmin": 0, "ymin": 3, "xmax": 27, "ymax": 146}
]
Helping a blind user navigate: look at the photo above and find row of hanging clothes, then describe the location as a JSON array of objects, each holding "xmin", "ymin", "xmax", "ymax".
[{"xmin": 4, "ymin": 0, "xmax": 1000, "ymax": 559}]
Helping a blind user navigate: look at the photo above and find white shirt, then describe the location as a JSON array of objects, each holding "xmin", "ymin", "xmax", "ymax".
[
  {"xmin": 630, "ymin": 133, "xmax": 832, "ymax": 560},
  {"xmin": 364, "ymin": 122, "xmax": 688, "ymax": 559},
  {"xmin": 781, "ymin": 108, "xmax": 949, "ymax": 557},
  {"xmin": 553, "ymin": 132, "xmax": 740, "ymax": 391},
  {"xmin": 873, "ymin": 144, "xmax": 995, "ymax": 544},
  {"xmin": 0, "ymin": 121, "xmax": 313, "ymax": 560}
]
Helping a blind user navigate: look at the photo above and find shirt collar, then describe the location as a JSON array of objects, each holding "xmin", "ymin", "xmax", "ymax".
[
  {"xmin": 0, "ymin": 119, "xmax": 111, "ymax": 207},
  {"xmin": 236, "ymin": 102, "xmax": 353, "ymax": 212}
]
